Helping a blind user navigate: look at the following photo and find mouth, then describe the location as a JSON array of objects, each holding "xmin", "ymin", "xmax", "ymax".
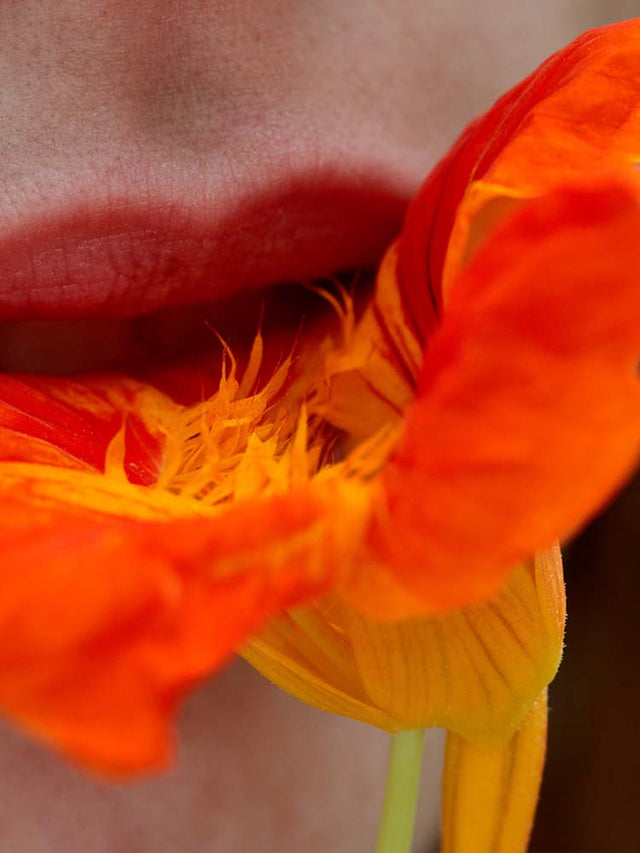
[{"xmin": 0, "ymin": 166, "xmax": 407, "ymax": 380}]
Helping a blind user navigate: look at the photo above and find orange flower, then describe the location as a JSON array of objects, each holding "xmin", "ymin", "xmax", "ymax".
[{"xmin": 1, "ymin": 17, "xmax": 640, "ymax": 850}]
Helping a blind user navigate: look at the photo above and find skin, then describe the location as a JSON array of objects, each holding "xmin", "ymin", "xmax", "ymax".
[
  {"xmin": 0, "ymin": 662, "xmax": 443, "ymax": 853},
  {"xmin": 0, "ymin": 1, "xmax": 634, "ymax": 850}
]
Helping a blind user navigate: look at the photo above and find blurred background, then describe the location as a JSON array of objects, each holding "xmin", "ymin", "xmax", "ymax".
[{"xmin": 532, "ymin": 474, "xmax": 640, "ymax": 852}]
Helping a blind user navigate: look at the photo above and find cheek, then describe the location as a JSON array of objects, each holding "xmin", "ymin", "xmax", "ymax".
[{"xmin": 0, "ymin": 660, "xmax": 441, "ymax": 852}]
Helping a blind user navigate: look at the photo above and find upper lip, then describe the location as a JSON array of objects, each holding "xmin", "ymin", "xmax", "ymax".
[{"xmin": 0, "ymin": 157, "xmax": 411, "ymax": 322}]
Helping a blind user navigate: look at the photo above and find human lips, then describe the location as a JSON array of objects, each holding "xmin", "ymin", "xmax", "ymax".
[{"xmin": 0, "ymin": 157, "xmax": 411, "ymax": 323}]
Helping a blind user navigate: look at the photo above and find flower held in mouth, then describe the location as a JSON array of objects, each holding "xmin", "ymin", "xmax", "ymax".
[{"xmin": 1, "ymin": 18, "xmax": 640, "ymax": 853}]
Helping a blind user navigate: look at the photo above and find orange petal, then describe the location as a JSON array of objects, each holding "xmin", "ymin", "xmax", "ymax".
[
  {"xmin": 0, "ymin": 475, "xmax": 350, "ymax": 775},
  {"xmin": 399, "ymin": 19, "xmax": 640, "ymax": 339},
  {"xmin": 0, "ymin": 374, "xmax": 169, "ymax": 482},
  {"xmin": 443, "ymin": 22, "xmax": 640, "ymax": 294},
  {"xmin": 374, "ymin": 181, "xmax": 640, "ymax": 609},
  {"xmin": 441, "ymin": 690, "xmax": 548, "ymax": 853}
]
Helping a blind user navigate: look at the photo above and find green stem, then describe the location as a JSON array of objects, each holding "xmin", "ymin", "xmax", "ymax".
[{"xmin": 376, "ymin": 729, "xmax": 426, "ymax": 853}]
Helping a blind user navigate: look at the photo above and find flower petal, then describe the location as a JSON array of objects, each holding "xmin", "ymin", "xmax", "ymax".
[
  {"xmin": 241, "ymin": 607, "xmax": 401, "ymax": 732},
  {"xmin": 0, "ymin": 374, "xmax": 169, "ymax": 483},
  {"xmin": 441, "ymin": 690, "xmax": 548, "ymax": 853},
  {"xmin": 374, "ymin": 181, "xmax": 640, "ymax": 610},
  {"xmin": 443, "ymin": 19, "xmax": 640, "ymax": 294},
  {"xmin": 244, "ymin": 546, "xmax": 564, "ymax": 739},
  {"xmin": 343, "ymin": 548, "xmax": 563, "ymax": 737},
  {"xmin": 309, "ymin": 244, "xmax": 421, "ymax": 443},
  {"xmin": 0, "ymin": 472, "xmax": 357, "ymax": 774},
  {"xmin": 400, "ymin": 19, "xmax": 640, "ymax": 339}
]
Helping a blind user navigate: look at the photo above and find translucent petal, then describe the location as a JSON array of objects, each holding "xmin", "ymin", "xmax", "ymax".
[{"xmin": 243, "ymin": 546, "xmax": 564, "ymax": 739}]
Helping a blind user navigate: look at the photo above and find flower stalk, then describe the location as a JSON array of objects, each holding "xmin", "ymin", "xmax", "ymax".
[{"xmin": 376, "ymin": 729, "xmax": 426, "ymax": 853}]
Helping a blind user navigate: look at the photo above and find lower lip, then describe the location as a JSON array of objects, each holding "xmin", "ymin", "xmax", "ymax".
[{"xmin": 0, "ymin": 175, "xmax": 408, "ymax": 321}]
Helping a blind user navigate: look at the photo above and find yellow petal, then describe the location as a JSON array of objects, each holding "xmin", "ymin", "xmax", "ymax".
[
  {"xmin": 342, "ymin": 546, "xmax": 564, "ymax": 738},
  {"xmin": 243, "ymin": 545, "xmax": 564, "ymax": 738},
  {"xmin": 441, "ymin": 689, "xmax": 548, "ymax": 853},
  {"xmin": 308, "ymin": 244, "xmax": 421, "ymax": 443},
  {"xmin": 241, "ymin": 608, "xmax": 400, "ymax": 731}
]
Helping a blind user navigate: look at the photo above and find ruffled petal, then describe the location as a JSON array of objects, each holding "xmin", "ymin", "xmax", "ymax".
[
  {"xmin": 375, "ymin": 181, "xmax": 640, "ymax": 610},
  {"xmin": 0, "ymin": 324, "xmax": 384, "ymax": 772},
  {"xmin": 0, "ymin": 468, "xmax": 363, "ymax": 774},
  {"xmin": 441, "ymin": 690, "xmax": 548, "ymax": 853},
  {"xmin": 443, "ymin": 21, "xmax": 640, "ymax": 295},
  {"xmin": 309, "ymin": 244, "xmax": 421, "ymax": 443},
  {"xmin": 400, "ymin": 19, "xmax": 640, "ymax": 339}
]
